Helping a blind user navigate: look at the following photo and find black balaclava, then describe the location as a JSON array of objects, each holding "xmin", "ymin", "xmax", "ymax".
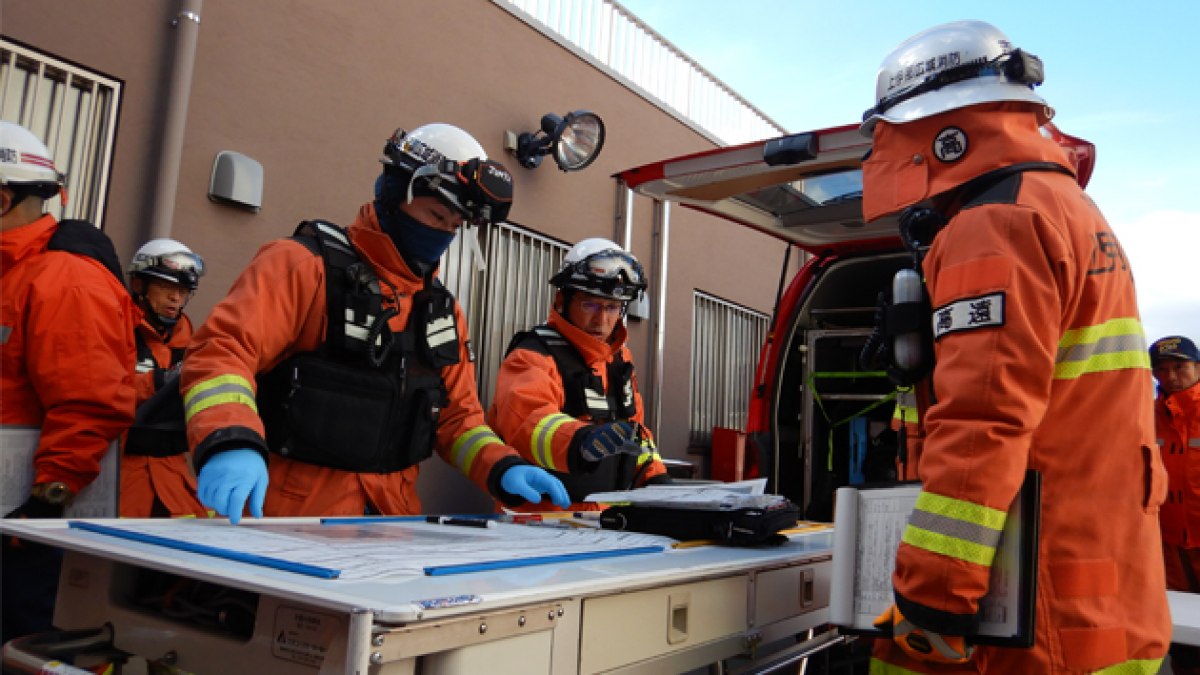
[{"xmin": 374, "ymin": 170, "xmax": 456, "ymax": 278}]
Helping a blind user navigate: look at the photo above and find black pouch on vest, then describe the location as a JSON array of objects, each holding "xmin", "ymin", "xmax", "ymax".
[
  {"xmin": 125, "ymin": 377, "xmax": 189, "ymax": 458},
  {"xmin": 259, "ymin": 353, "xmax": 399, "ymax": 473},
  {"xmin": 411, "ymin": 284, "xmax": 461, "ymax": 369},
  {"xmin": 400, "ymin": 375, "xmax": 449, "ymax": 469},
  {"xmin": 599, "ymin": 501, "xmax": 799, "ymax": 546}
]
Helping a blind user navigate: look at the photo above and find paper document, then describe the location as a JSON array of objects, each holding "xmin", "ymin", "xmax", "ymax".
[
  {"xmin": 585, "ymin": 478, "xmax": 779, "ymax": 509},
  {"xmin": 830, "ymin": 472, "xmax": 1039, "ymax": 646},
  {"xmin": 1, "ymin": 427, "xmax": 119, "ymax": 517}
]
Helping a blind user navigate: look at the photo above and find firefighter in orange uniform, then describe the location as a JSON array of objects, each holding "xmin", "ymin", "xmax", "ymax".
[
  {"xmin": 489, "ymin": 239, "xmax": 669, "ymax": 512},
  {"xmin": 120, "ymin": 239, "xmax": 210, "ymax": 518},
  {"xmin": 0, "ymin": 121, "xmax": 137, "ymax": 643},
  {"xmin": 181, "ymin": 124, "xmax": 569, "ymax": 522},
  {"xmin": 1151, "ymin": 336, "xmax": 1200, "ymax": 675},
  {"xmin": 860, "ymin": 21, "xmax": 1169, "ymax": 674}
]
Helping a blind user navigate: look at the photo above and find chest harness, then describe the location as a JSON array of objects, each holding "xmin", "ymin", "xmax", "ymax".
[
  {"xmin": 256, "ymin": 220, "xmax": 460, "ymax": 474},
  {"xmin": 506, "ymin": 325, "xmax": 640, "ymax": 501}
]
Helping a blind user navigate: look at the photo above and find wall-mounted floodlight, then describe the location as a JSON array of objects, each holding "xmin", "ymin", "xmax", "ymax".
[{"xmin": 506, "ymin": 110, "xmax": 605, "ymax": 171}]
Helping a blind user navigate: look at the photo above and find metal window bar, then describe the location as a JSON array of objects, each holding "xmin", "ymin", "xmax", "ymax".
[
  {"xmin": 0, "ymin": 40, "xmax": 121, "ymax": 228},
  {"xmin": 440, "ymin": 222, "xmax": 570, "ymax": 409},
  {"xmin": 689, "ymin": 291, "xmax": 769, "ymax": 446},
  {"xmin": 492, "ymin": 0, "xmax": 785, "ymax": 147}
]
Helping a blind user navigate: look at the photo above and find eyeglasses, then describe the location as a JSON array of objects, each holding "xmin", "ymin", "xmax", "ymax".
[{"xmin": 578, "ymin": 300, "xmax": 624, "ymax": 316}]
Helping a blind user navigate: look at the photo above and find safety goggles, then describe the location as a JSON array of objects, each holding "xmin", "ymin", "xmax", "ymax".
[
  {"xmin": 863, "ymin": 49, "xmax": 1045, "ymax": 121},
  {"xmin": 147, "ymin": 251, "xmax": 206, "ymax": 278},
  {"xmin": 563, "ymin": 250, "xmax": 647, "ymax": 299}
]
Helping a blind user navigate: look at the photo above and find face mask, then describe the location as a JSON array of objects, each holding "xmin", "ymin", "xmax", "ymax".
[{"xmin": 375, "ymin": 173, "xmax": 456, "ymax": 266}]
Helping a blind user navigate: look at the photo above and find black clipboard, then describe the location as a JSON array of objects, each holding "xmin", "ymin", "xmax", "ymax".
[{"xmin": 831, "ymin": 469, "xmax": 1041, "ymax": 648}]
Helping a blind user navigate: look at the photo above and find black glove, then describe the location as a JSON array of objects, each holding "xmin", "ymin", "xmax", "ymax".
[
  {"xmin": 5, "ymin": 495, "xmax": 65, "ymax": 520},
  {"xmin": 4, "ymin": 496, "xmax": 65, "ymax": 551},
  {"xmin": 580, "ymin": 421, "xmax": 645, "ymax": 463}
]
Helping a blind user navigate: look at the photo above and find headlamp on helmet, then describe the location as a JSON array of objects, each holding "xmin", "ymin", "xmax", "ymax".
[
  {"xmin": 859, "ymin": 21, "xmax": 1052, "ymax": 136},
  {"xmin": 381, "ymin": 126, "xmax": 514, "ymax": 226}
]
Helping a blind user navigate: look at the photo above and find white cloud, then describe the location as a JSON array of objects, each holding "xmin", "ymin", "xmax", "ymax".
[{"xmin": 1111, "ymin": 211, "xmax": 1200, "ymax": 343}]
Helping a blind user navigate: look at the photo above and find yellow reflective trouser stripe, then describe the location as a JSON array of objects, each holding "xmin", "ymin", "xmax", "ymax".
[
  {"xmin": 893, "ymin": 405, "xmax": 918, "ymax": 423},
  {"xmin": 1091, "ymin": 658, "xmax": 1163, "ymax": 675},
  {"xmin": 450, "ymin": 426, "xmax": 503, "ymax": 475},
  {"xmin": 532, "ymin": 413, "xmax": 574, "ymax": 471},
  {"xmin": 183, "ymin": 375, "xmax": 257, "ymax": 422},
  {"xmin": 902, "ymin": 491, "xmax": 1006, "ymax": 567},
  {"xmin": 1054, "ymin": 317, "xmax": 1150, "ymax": 379}
]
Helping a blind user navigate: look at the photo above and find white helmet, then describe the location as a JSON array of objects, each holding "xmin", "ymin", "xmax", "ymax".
[
  {"xmin": 551, "ymin": 238, "xmax": 647, "ymax": 302},
  {"xmin": 380, "ymin": 123, "xmax": 514, "ymax": 225},
  {"xmin": 0, "ymin": 121, "xmax": 63, "ymax": 198},
  {"xmin": 129, "ymin": 238, "xmax": 205, "ymax": 291},
  {"xmin": 860, "ymin": 21, "xmax": 1051, "ymax": 137}
]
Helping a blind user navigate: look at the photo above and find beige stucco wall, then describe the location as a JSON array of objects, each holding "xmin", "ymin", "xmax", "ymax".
[{"xmin": 4, "ymin": 0, "xmax": 800, "ymax": 508}]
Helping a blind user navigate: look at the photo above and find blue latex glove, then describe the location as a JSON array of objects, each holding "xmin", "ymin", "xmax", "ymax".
[
  {"xmin": 579, "ymin": 421, "xmax": 644, "ymax": 463},
  {"xmin": 501, "ymin": 465, "xmax": 571, "ymax": 509},
  {"xmin": 197, "ymin": 449, "xmax": 268, "ymax": 525}
]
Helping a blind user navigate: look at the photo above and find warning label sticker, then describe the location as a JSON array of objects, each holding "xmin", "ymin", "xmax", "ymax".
[{"xmin": 271, "ymin": 605, "xmax": 344, "ymax": 668}]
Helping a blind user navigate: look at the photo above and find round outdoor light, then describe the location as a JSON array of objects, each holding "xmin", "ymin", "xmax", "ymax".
[{"xmin": 514, "ymin": 110, "xmax": 606, "ymax": 172}]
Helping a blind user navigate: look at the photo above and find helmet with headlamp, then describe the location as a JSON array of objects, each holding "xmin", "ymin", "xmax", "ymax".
[
  {"xmin": 551, "ymin": 238, "xmax": 647, "ymax": 303},
  {"xmin": 860, "ymin": 20, "xmax": 1051, "ymax": 137},
  {"xmin": 380, "ymin": 123, "xmax": 514, "ymax": 226}
]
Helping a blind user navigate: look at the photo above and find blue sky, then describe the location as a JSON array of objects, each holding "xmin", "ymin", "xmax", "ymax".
[{"xmin": 620, "ymin": 0, "xmax": 1200, "ymax": 344}]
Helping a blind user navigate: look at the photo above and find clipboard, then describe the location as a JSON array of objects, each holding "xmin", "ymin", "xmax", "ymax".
[{"xmin": 830, "ymin": 469, "xmax": 1040, "ymax": 647}]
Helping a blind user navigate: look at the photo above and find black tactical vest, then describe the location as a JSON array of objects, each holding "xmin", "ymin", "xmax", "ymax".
[
  {"xmin": 505, "ymin": 325, "xmax": 642, "ymax": 502},
  {"xmin": 256, "ymin": 220, "xmax": 458, "ymax": 474}
]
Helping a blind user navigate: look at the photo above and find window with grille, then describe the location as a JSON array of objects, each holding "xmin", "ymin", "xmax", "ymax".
[
  {"xmin": 439, "ymin": 222, "xmax": 570, "ymax": 408},
  {"xmin": 690, "ymin": 291, "xmax": 769, "ymax": 446},
  {"xmin": 0, "ymin": 39, "xmax": 121, "ymax": 228}
]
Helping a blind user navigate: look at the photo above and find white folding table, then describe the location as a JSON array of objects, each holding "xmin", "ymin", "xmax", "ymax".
[{"xmin": 0, "ymin": 518, "xmax": 834, "ymax": 674}]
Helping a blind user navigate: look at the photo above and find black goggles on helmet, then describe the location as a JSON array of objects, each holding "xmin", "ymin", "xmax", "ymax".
[
  {"xmin": 552, "ymin": 250, "xmax": 647, "ymax": 300},
  {"xmin": 863, "ymin": 48, "xmax": 1045, "ymax": 122}
]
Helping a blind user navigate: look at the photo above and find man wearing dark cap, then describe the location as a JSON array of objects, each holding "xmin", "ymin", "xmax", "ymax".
[{"xmin": 1152, "ymin": 335, "xmax": 1200, "ymax": 675}]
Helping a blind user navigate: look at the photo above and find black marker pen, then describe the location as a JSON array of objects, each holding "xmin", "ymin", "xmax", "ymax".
[{"xmin": 426, "ymin": 516, "xmax": 496, "ymax": 529}]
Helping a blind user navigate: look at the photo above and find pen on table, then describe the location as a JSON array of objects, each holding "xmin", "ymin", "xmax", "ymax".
[
  {"xmin": 426, "ymin": 516, "xmax": 496, "ymax": 529},
  {"xmin": 671, "ymin": 539, "xmax": 719, "ymax": 549}
]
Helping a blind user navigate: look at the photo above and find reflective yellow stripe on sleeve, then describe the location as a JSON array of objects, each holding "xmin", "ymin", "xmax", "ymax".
[
  {"xmin": 901, "ymin": 491, "xmax": 1006, "ymax": 567},
  {"xmin": 1091, "ymin": 658, "xmax": 1163, "ymax": 675},
  {"xmin": 1054, "ymin": 317, "xmax": 1150, "ymax": 380},
  {"xmin": 183, "ymin": 375, "xmax": 257, "ymax": 422},
  {"xmin": 450, "ymin": 426, "xmax": 504, "ymax": 475},
  {"xmin": 531, "ymin": 413, "xmax": 575, "ymax": 471}
]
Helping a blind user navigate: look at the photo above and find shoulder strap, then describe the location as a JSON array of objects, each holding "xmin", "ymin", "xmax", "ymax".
[
  {"xmin": 46, "ymin": 219, "xmax": 124, "ymax": 285},
  {"xmin": 514, "ymin": 325, "xmax": 612, "ymax": 420},
  {"xmin": 291, "ymin": 220, "xmax": 390, "ymax": 363},
  {"xmin": 133, "ymin": 327, "xmax": 156, "ymax": 365},
  {"xmin": 959, "ymin": 161, "xmax": 1075, "ymax": 212}
]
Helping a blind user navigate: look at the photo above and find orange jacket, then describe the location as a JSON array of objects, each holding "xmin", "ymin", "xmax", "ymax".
[
  {"xmin": 488, "ymin": 309, "xmax": 667, "ymax": 512},
  {"xmin": 181, "ymin": 204, "xmax": 528, "ymax": 517},
  {"xmin": 1155, "ymin": 381, "xmax": 1200, "ymax": 548},
  {"xmin": 865, "ymin": 105, "xmax": 1169, "ymax": 674},
  {"xmin": 120, "ymin": 312, "xmax": 208, "ymax": 518},
  {"xmin": 0, "ymin": 215, "xmax": 137, "ymax": 495}
]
